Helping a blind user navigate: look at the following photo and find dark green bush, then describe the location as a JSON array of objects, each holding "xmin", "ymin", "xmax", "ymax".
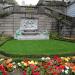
[
  {"xmin": 49, "ymin": 31, "xmax": 75, "ymax": 43},
  {"xmin": 0, "ymin": 36, "xmax": 12, "ymax": 46},
  {"xmin": 49, "ymin": 31, "xmax": 59, "ymax": 39},
  {"xmin": 0, "ymin": 12, "xmax": 10, "ymax": 17}
]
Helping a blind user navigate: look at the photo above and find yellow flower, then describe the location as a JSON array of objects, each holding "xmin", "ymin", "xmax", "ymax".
[
  {"xmin": 24, "ymin": 62, "xmax": 28, "ymax": 66},
  {"xmin": 28, "ymin": 60, "xmax": 35, "ymax": 64},
  {"xmin": 30, "ymin": 60, "xmax": 35, "ymax": 64},
  {"xmin": 28, "ymin": 61, "xmax": 31, "ymax": 64},
  {"xmin": 21, "ymin": 61, "xmax": 25, "ymax": 64},
  {"xmin": 67, "ymin": 57, "xmax": 70, "ymax": 60},
  {"xmin": 34, "ymin": 61, "xmax": 38, "ymax": 65},
  {"xmin": 64, "ymin": 58, "xmax": 69, "ymax": 62}
]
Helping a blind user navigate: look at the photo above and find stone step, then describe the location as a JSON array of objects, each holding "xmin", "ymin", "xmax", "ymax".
[{"xmin": 15, "ymin": 34, "xmax": 49, "ymax": 40}]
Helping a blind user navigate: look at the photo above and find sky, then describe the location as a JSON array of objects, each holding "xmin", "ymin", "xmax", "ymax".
[
  {"xmin": 15, "ymin": 0, "xmax": 39, "ymax": 6},
  {"xmin": 15, "ymin": 0, "xmax": 71, "ymax": 6}
]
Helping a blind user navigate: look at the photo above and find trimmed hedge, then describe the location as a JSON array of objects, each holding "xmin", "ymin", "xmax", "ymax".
[
  {"xmin": 0, "ymin": 50, "xmax": 75, "ymax": 58},
  {"xmin": 52, "ymin": 38, "xmax": 75, "ymax": 43}
]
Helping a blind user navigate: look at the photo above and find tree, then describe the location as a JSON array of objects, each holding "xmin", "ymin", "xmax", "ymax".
[{"xmin": 3, "ymin": 0, "xmax": 17, "ymax": 5}]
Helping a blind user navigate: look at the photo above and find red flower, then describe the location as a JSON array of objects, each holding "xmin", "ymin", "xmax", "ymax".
[
  {"xmin": 52, "ymin": 72, "xmax": 58, "ymax": 75},
  {"xmin": 57, "ymin": 58, "xmax": 62, "ymax": 63},
  {"xmin": 44, "ymin": 65, "xmax": 48, "ymax": 69},
  {"xmin": 49, "ymin": 68, "xmax": 53, "ymax": 71},
  {"xmin": 0, "ymin": 64, "xmax": 7, "ymax": 75},
  {"xmin": 32, "ymin": 72, "xmax": 40, "ymax": 75},
  {"xmin": 0, "ymin": 64, "xmax": 5, "ymax": 71},
  {"xmin": 53, "ymin": 55, "xmax": 62, "ymax": 63},
  {"xmin": 3, "ymin": 71, "xmax": 7, "ymax": 75},
  {"xmin": 53, "ymin": 55, "xmax": 59, "ymax": 60},
  {"xmin": 32, "ymin": 65, "xmax": 39, "ymax": 73},
  {"xmin": 30, "ymin": 64, "xmax": 35, "ymax": 69},
  {"xmin": 59, "ymin": 65, "xmax": 65, "ymax": 70},
  {"xmin": 34, "ymin": 66, "xmax": 39, "ymax": 70},
  {"xmin": 47, "ymin": 61, "xmax": 52, "ymax": 66},
  {"xmin": 55, "ymin": 66, "xmax": 59, "ymax": 69},
  {"xmin": 23, "ymin": 71, "xmax": 26, "ymax": 75}
]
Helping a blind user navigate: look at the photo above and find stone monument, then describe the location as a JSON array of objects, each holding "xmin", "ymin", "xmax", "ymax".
[{"xmin": 14, "ymin": 18, "xmax": 49, "ymax": 40}]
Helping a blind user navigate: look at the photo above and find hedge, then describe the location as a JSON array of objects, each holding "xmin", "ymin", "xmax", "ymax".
[{"xmin": 0, "ymin": 50, "xmax": 75, "ymax": 58}]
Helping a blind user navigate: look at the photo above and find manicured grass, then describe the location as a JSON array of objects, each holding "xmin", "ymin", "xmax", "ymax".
[{"xmin": 0, "ymin": 39, "xmax": 75, "ymax": 55}]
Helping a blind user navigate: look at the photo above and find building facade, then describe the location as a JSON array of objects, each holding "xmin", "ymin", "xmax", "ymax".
[{"xmin": 0, "ymin": 0, "xmax": 75, "ymax": 39}]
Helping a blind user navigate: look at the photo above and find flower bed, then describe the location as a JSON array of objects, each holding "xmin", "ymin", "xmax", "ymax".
[{"xmin": 0, "ymin": 55, "xmax": 75, "ymax": 75}]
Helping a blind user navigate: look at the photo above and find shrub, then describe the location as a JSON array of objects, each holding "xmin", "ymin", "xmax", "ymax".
[{"xmin": 49, "ymin": 31, "xmax": 59, "ymax": 39}]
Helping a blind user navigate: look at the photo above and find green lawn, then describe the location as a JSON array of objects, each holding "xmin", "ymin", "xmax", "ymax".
[{"xmin": 0, "ymin": 39, "xmax": 75, "ymax": 55}]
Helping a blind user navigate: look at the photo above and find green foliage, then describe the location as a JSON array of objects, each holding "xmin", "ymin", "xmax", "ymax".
[
  {"xmin": 0, "ymin": 71, "xmax": 2, "ymax": 75},
  {"xmin": 0, "ymin": 13, "xmax": 9, "ymax": 18},
  {"xmin": 40, "ymin": 66, "xmax": 46, "ymax": 75},
  {"xmin": 50, "ymin": 31, "xmax": 59, "ymax": 39},
  {"xmin": 0, "ymin": 36, "xmax": 12, "ymax": 47},
  {"xmin": 6, "ymin": 67, "xmax": 14, "ymax": 72},
  {"xmin": 27, "ymin": 67, "xmax": 32, "ymax": 75},
  {"xmin": 13, "ymin": 58, "xmax": 23, "ymax": 62}
]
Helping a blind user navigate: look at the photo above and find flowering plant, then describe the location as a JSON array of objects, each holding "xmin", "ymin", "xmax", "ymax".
[
  {"xmin": 0, "ymin": 64, "xmax": 7, "ymax": 75},
  {"xmin": 0, "ymin": 55, "xmax": 75, "ymax": 75},
  {"xmin": 41, "ymin": 56, "xmax": 72, "ymax": 75},
  {"xmin": 5, "ymin": 62, "xmax": 16, "ymax": 72},
  {"xmin": 18, "ymin": 59, "xmax": 40, "ymax": 75},
  {"xmin": 3, "ymin": 58, "xmax": 16, "ymax": 72},
  {"xmin": 18, "ymin": 61, "xmax": 28, "ymax": 70}
]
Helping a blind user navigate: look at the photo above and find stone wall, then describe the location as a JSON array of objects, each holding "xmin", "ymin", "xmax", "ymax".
[{"xmin": 0, "ymin": 12, "xmax": 56, "ymax": 36}]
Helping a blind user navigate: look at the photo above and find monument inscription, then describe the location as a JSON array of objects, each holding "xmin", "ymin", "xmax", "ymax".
[{"xmin": 20, "ymin": 19, "xmax": 38, "ymax": 30}]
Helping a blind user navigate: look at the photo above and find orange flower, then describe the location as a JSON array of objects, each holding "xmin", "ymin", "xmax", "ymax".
[
  {"xmin": 71, "ymin": 66, "xmax": 75, "ymax": 72},
  {"xmin": 65, "ymin": 63, "xmax": 71, "ymax": 67},
  {"xmin": 7, "ymin": 63, "xmax": 13, "ymax": 68}
]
